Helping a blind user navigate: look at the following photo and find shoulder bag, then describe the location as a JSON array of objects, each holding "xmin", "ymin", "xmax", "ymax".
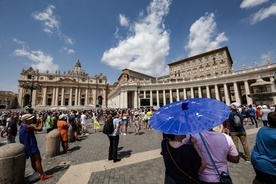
[{"xmin": 199, "ymin": 133, "xmax": 232, "ymax": 184}]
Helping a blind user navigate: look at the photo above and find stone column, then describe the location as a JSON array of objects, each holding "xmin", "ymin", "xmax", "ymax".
[
  {"xmin": 85, "ymin": 88, "xmax": 88, "ymax": 106},
  {"xmin": 77, "ymin": 88, "xmax": 81, "ymax": 106},
  {"xmin": 270, "ymin": 77, "xmax": 276, "ymax": 104},
  {"xmin": 244, "ymin": 80, "xmax": 253, "ymax": 105},
  {"xmin": 163, "ymin": 90, "xmax": 166, "ymax": 106},
  {"xmin": 32, "ymin": 90, "xmax": 37, "ymax": 107},
  {"xmin": 150, "ymin": 90, "xmax": 153, "ymax": 107},
  {"xmin": 191, "ymin": 88, "xmax": 194, "ymax": 98},
  {"xmin": 134, "ymin": 90, "xmax": 138, "ymax": 108},
  {"xmin": 143, "ymin": 91, "xmax": 146, "ymax": 98},
  {"xmin": 43, "ymin": 87, "xmax": 47, "ymax": 106},
  {"xmin": 169, "ymin": 89, "xmax": 173, "ymax": 103},
  {"xmin": 233, "ymin": 82, "xmax": 241, "ymax": 105},
  {"xmin": 55, "ymin": 88, "xmax": 59, "ymax": 106},
  {"xmin": 198, "ymin": 87, "xmax": 202, "ymax": 98},
  {"xmin": 61, "ymin": 88, "xmax": 65, "ymax": 106},
  {"xmin": 183, "ymin": 88, "xmax": 187, "ymax": 99},
  {"xmin": 75, "ymin": 88, "xmax": 78, "ymax": 106},
  {"xmin": 223, "ymin": 83, "xmax": 230, "ymax": 105},
  {"xmin": 176, "ymin": 89, "xmax": 180, "ymax": 101},
  {"xmin": 156, "ymin": 90, "xmax": 160, "ymax": 108},
  {"xmin": 52, "ymin": 87, "xmax": 56, "ymax": 106},
  {"xmin": 215, "ymin": 85, "xmax": 220, "ymax": 101},
  {"xmin": 93, "ymin": 89, "xmax": 97, "ymax": 106},
  {"xmin": 206, "ymin": 86, "xmax": 210, "ymax": 98},
  {"xmin": 69, "ymin": 88, "xmax": 72, "ymax": 106}
]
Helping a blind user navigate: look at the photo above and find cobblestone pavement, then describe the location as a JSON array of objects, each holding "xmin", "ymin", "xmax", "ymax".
[{"xmin": 0, "ymin": 119, "xmax": 262, "ymax": 184}]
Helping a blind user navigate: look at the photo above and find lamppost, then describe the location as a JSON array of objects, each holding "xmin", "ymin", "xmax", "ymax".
[{"xmin": 22, "ymin": 75, "xmax": 41, "ymax": 114}]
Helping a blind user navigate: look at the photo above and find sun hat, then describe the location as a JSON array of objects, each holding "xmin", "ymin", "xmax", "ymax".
[
  {"xmin": 59, "ymin": 114, "xmax": 67, "ymax": 120},
  {"xmin": 134, "ymin": 112, "xmax": 139, "ymax": 115},
  {"xmin": 230, "ymin": 105, "xmax": 237, "ymax": 110},
  {"xmin": 22, "ymin": 114, "xmax": 34, "ymax": 121},
  {"xmin": 262, "ymin": 105, "xmax": 267, "ymax": 109}
]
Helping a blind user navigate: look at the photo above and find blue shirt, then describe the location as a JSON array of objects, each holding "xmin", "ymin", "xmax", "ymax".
[
  {"xmin": 251, "ymin": 126, "xmax": 276, "ymax": 176},
  {"xmin": 108, "ymin": 118, "xmax": 121, "ymax": 136}
]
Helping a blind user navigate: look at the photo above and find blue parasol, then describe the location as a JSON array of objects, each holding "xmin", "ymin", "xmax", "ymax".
[{"xmin": 150, "ymin": 98, "xmax": 230, "ymax": 135}]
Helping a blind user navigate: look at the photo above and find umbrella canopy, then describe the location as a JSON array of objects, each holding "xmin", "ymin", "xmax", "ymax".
[{"xmin": 150, "ymin": 98, "xmax": 230, "ymax": 135}]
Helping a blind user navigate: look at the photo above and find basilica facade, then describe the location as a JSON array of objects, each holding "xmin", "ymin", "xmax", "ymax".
[
  {"xmin": 107, "ymin": 47, "xmax": 276, "ymax": 108},
  {"xmin": 18, "ymin": 60, "xmax": 109, "ymax": 111}
]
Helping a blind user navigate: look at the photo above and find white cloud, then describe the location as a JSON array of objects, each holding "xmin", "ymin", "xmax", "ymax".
[
  {"xmin": 13, "ymin": 48, "xmax": 58, "ymax": 72},
  {"xmin": 33, "ymin": 5, "xmax": 74, "ymax": 45},
  {"xmin": 185, "ymin": 12, "xmax": 228, "ymax": 57},
  {"xmin": 32, "ymin": 5, "xmax": 59, "ymax": 34},
  {"xmin": 240, "ymin": 0, "xmax": 269, "ymax": 9},
  {"xmin": 13, "ymin": 38, "xmax": 26, "ymax": 45},
  {"xmin": 119, "ymin": 14, "xmax": 129, "ymax": 27},
  {"xmin": 60, "ymin": 47, "xmax": 75, "ymax": 54},
  {"xmin": 102, "ymin": 0, "xmax": 171, "ymax": 77},
  {"xmin": 249, "ymin": 3, "xmax": 276, "ymax": 24}
]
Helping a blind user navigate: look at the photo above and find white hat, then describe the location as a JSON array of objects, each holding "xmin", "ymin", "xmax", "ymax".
[
  {"xmin": 59, "ymin": 114, "xmax": 67, "ymax": 120},
  {"xmin": 134, "ymin": 112, "xmax": 139, "ymax": 115},
  {"xmin": 22, "ymin": 114, "xmax": 34, "ymax": 121},
  {"xmin": 262, "ymin": 105, "xmax": 267, "ymax": 109}
]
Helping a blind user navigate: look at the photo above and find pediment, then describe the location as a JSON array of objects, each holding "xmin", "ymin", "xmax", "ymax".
[{"xmin": 56, "ymin": 78, "xmax": 78, "ymax": 84}]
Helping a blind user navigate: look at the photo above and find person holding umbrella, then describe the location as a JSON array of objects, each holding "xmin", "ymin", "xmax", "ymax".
[
  {"xmin": 150, "ymin": 98, "xmax": 233, "ymax": 184},
  {"xmin": 162, "ymin": 133, "xmax": 206, "ymax": 183}
]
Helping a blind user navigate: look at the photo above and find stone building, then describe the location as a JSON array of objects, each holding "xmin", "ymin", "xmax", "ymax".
[
  {"xmin": 0, "ymin": 91, "xmax": 18, "ymax": 109},
  {"xmin": 107, "ymin": 47, "xmax": 276, "ymax": 108},
  {"xmin": 18, "ymin": 60, "xmax": 109, "ymax": 111}
]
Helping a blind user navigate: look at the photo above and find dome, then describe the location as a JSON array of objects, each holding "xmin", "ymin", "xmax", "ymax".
[{"xmin": 68, "ymin": 59, "xmax": 88, "ymax": 76}]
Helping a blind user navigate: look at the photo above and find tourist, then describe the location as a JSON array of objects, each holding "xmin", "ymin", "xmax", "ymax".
[
  {"xmin": 69, "ymin": 111, "xmax": 80, "ymax": 141},
  {"xmin": 248, "ymin": 104, "xmax": 258, "ymax": 128},
  {"xmin": 162, "ymin": 134, "xmax": 206, "ymax": 183},
  {"xmin": 251, "ymin": 112, "xmax": 276, "ymax": 184},
  {"xmin": 19, "ymin": 113, "xmax": 53, "ymax": 181},
  {"xmin": 45, "ymin": 112, "xmax": 54, "ymax": 133},
  {"xmin": 0, "ymin": 113, "xmax": 8, "ymax": 137},
  {"xmin": 190, "ymin": 129, "xmax": 239, "ymax": 183},
  {"xmin": 6, "ymin": 116, "xmax": 17, "ymax": 143},
  {"xmin": 229, "ymin": 105, "xmax": 251, "ymax": 162},
  {"xmin": 93, "ymin": 117, "xmax": 101, "ymax": 133},
  {"xmin": 121, "ymin": 109, "xmax": 128, "ymax": 135},
  {"xmin": 133, "ymin": 112, "xmax": 142, "ymax": 135},
  {"xmin": 108, "ymin": 112, "xmax": 121, "ymax": 163},
  {"xmin": 81, "ymin": 110, "xmax": 89, "ymax": 135},
  {"xmin": 260, "ymin": 105, "xmax": 272, "ymax": 126},
  {"xmin": 57, "ymin": 114, "xmax": 70, "ymax": 154}
]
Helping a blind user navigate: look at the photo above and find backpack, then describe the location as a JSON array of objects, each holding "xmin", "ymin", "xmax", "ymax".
[
  {"xmin": 102, "ymin": 118, "xmax": 114, "ymax": 134},
  {"xmin": 232, "ymin": 112, "xmax": 242, "ymax": 127}
]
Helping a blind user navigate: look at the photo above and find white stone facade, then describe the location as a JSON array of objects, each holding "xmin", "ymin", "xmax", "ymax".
[
  {"xmin": 18, "ymin": 60, "xmax": 108, "ymax": 110},
  {"xmin": 108, "ymin": 47, "xmax": 276, "ymax": 108}
]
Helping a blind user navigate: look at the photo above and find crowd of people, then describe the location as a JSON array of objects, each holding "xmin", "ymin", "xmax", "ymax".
[{"xmin": 0, "ymin": 103, "xmax": 275, "ymax": 183}]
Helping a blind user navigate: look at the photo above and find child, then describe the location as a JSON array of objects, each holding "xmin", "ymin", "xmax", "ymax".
[
  {"xmin": 93, "ymin": 117, "xmax": 101, "ymax": 133},
  {"xmin": 133, "ymin": 112, "xmax": 142, "ymax": 135}
]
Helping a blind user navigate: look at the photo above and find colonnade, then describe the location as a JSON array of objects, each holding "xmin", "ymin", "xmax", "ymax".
[{"xmin": 112, "ymin": 75, "xmax": 276, "ymax": 109}]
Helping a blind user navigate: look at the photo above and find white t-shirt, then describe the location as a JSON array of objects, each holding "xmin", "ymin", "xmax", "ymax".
[{"xmin": 80, "ymin": 114, "xmax": 87, "ymax": 125}]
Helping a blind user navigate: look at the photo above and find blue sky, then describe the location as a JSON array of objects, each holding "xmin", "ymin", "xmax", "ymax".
[{"xmin": 0, "ymin": 0, "xmax": 276, "ymax": 93}]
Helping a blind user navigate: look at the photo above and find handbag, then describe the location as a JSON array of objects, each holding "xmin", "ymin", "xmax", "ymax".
[
  {"xmin": 199, "ymin": 133, "xmax": 233, "ymax": 184},
  {"xmin": 166, "ymin": 141, "xmax": 200, "ymax": 184}
]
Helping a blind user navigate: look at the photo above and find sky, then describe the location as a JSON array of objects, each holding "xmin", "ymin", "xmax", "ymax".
[{"xmin": 0, "ymin": 0, "xmax": 276, "ymax": 93}]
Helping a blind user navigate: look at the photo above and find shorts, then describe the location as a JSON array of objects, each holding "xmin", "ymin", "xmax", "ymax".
[
  {"xmin": 254, "ymin": 167, "xmax": 276, "ymax": 183},
  {"xmin": 122, "ymin": 119, "xmax": 128, "ymax": 125},
  {"xmin": 0, "ymin": 125, "xmax": 5, "ymax": 131}
]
